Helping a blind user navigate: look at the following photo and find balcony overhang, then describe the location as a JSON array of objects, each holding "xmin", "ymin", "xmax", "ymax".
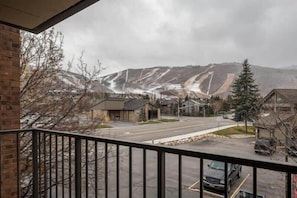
[{"xmin": 0, "ymin": 0, "xmax": 99, "ymax": 34}]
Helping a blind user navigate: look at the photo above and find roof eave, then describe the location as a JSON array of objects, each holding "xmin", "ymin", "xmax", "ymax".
[{"xmin": 0, "ymin": 0, "xmax": 99, "ymax": 34}]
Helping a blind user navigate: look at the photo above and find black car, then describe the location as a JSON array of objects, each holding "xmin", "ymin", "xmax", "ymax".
[
  {"xmin": 235, "ymin": 190, "xmax": 265, "ymax": 198},
  {"xmin": 203, "ymin": 161, "xmax": 242, "ymax": 192},
  {"xmin": 254, "ymin": 138, "xmax": 277, "ymax": 155}
]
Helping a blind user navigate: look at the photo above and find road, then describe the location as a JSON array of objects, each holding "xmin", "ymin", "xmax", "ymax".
[{"xmin": 95, "ymin": 116, "xmax": 237, "ymax": 142}]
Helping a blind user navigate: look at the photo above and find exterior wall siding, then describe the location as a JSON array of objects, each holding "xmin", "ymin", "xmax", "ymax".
[{"xmin": 0, "ymin": 24, "xmax": 20, "ymax": 198}]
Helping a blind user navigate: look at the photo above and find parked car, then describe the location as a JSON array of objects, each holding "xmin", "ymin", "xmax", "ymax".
[
  {"xmin": 254, "ymin": 138, "xmax": 277, "ymax": 155},
  {"xmin": 222, "ymin": 113, "xmax": 228, "ymax": 119},
  {"xmin": 203, "ymin": 161, "xmax": 242, "ymax": 192},
  {"xmin": 235, "ymin": 190, "xmax": 265, "ymax": 198}
]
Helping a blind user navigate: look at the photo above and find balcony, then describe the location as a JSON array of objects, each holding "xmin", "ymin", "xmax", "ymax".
[{"xmin": 1, "ymin": 128, "xmax": 297, "ymax": 198}]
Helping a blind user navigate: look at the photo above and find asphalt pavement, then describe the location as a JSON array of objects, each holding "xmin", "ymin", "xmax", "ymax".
[{"xmin": 96, "ymin": 116, "xmax": 239, "ymax": 142}]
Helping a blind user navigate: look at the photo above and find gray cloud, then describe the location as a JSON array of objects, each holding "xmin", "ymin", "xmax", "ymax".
[{"xmin": 55, "ymin": 0, "xmax": 297, "ymax": 76}]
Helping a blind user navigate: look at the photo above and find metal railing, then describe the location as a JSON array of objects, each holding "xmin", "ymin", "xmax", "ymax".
[{"xmin": 1, "ymin": 128, "xmax": 297, "ymax": 198}]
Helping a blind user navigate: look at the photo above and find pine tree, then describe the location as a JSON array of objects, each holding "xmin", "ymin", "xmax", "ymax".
[{"xmin": 232, "ymin": 59, "xmax": 260, "ymax": 132}]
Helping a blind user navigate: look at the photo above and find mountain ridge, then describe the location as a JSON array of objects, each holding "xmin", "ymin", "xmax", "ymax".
[{"xmin": 98, "ymin": 63, "xmax": 297, "ymax": 98}]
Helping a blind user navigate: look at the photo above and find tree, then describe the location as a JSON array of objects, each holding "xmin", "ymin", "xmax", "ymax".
[
  {"xmin": 20, "ymin": 28, "xmax": 103, "ymax": 131},
  {"xmin": 139, "ymin": 107, "xmax": 147, "ymax": 122},
  {"xmin": 210, "ymin": 96, "xmax": 224, "ymax": 115},
  {"xmin": 232, "ymin": 59, "xmax": 260, "ymax": 133},
  {"xmin": 20, "ymin": 29, "xmax": 105, "ymax": 196}
]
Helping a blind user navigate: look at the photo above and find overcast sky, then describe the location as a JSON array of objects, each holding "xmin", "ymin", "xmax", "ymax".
[{"xmin": 55, "ymin": 0, "xmax": 297, "ymax": 76}]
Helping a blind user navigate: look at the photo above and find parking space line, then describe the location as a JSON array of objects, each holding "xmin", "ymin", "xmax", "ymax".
[
  {"xmin": 230, "ymin": 174, "xmax": 250, "ymax": 198},
  {"xmin": 188, "ymin": 180, "xmax": 224, "ymax": 198},
  {"xmin": 188, "ymin": 180, "xmax": 200, "ymax": 190},
  {"xmin": 188, "ymin": 174, "xmax": 250, "ymax": 198}
]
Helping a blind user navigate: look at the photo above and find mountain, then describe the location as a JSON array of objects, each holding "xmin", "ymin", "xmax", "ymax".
[
  {"xmin": 284, "ymin": 65, "xmax": 297, "ymax": 70},
  {"xmin": 98, "ymin": 63, "xmax": 297, "ymax": 98}
]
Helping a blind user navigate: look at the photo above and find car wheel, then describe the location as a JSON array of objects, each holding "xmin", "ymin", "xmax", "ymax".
[
  {"xmin": 237, "ymin": 170, "xmax": 241, "ymax": 178},
  {"xmin": 227, "ymin": 182, "xmax": 231, "ymax": 192}
]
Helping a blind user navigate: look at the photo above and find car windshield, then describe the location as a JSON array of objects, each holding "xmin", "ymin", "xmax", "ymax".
[
  {"xmin": 209, "ymin": 161, "xmax": 230, "ymax": 171},
  {"xmin": 257, "ymin": 139, "xmax": 271, "ymax": 145}
]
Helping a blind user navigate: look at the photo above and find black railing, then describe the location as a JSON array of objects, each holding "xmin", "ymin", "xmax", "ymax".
[{"xmin": 1, "ymin": 128, "xmax": 297, "ymax": 198}]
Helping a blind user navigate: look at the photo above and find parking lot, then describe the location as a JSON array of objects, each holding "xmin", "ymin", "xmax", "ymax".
[
  {"xmin": 96, "ymin": 118, "xmax": 296, "ymax": 197},
  {"xmin": 175, "ymin": 134, "xmax": 294, "ymax": 197}
]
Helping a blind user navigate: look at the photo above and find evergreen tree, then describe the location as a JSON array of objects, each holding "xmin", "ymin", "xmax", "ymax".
[
  {"xmin": 139, "ymin": 107, "xmax": 147, "ymax": 122},
  {"xmin": 232, "ymin": 59, "xmax": 260, "ymax": 132}
]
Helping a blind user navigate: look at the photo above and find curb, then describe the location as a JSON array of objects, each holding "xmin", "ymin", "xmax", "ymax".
[{"xmin": 143, "ymin": 124, "xmax": 240, "ymax": 144}]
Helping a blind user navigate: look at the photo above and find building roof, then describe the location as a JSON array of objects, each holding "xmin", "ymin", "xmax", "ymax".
[
  {"xmin": 90, "ymin": 98, "xmax": 150, "ymax": 111},
  {"xmin": 161, "ymin": 99, "xmax": 177, "ymax": 106},
  {"xmin": 0, "ymin": 0, "xmax": 99, "ymax": 33},
  {"xmin": 123, "ymin": 99, "xmax": 150, "ymax": 111},
  {"xmin": 182, "ymin": 99, "xmax": 201, "ymax": 105},
  {"xmin": 264, "ymin": 89, "xmax": 297, "ymax": 105}
]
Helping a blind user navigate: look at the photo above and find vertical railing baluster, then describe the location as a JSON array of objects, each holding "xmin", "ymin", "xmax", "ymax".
[
  {"xmin": 69, "ymin": 136, "xmax": 72, "ymax": 198},
  {"xmin": 43, "ymin": 133, "xmax": 47, "ymax": 198},
  {"xmin": 200, "ymin": 158, "xmax": 203, "ymax": 198},
  {"xmin": 38, "ymin": 132, "xmax": 41, "ymax": 196},
  {"xmin": 62, "ymin": 135, "xmax": 64, "ymax": 198},
  {"xmin": 253, "ymin": 167, "xmax": 257, "ymax": 198},
  {"xmin": 116, "ymin": 145, "xmax": 120, "ymax": 198},
  {"xmin": 143, "ymin": 149, "xmax": 146, "ymax": 198},
  {"xmin": 287, "ymin": 172, "xmax": 292, "ymax": 198},
  {"xmin": 32, "ymin": 130, "xmax": 39, "ymax": 198},
  {"xmin": 75, "ymin": 137, "xmax": 82, "ymax": 198},
  {"xmin": 95, "ymin": 141, "xmax": 98, "ymax": 198},
  {"xmin": 157, "ymin": 151, "xmax": 165, "ymax": 198},
  {"xmin": 224, "ymin": 162, "xmax": 228, "ymax": 198},
  {"xmin": 55, "ymin": 134, "xmax": 58, "ymax": 198},
  {"xmin": 129, "ymin": 146, "xmax": 132, "ymax": 198},
  {"xmin": 85, "ymin": 140, "xmax": 89, "ymax": 198},
  {"xmin": 16, "ymin": 133, "xmax": 20, "ymax": 198},
  {"xmin": 105, "ymin": 143, "xmax": 108, "ymax": 198},
  {"xmin": 178, "ymin": 154, "xmax": 182, "ymax": 198},
  {"xmin": 49, "ymin": 133, "xmax": 52, "ymax": 197}
]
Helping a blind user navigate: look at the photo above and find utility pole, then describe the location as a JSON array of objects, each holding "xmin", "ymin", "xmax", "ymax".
[{"xmin": 177, "ymin": 101, "xmax": 180, "ymax": 120}]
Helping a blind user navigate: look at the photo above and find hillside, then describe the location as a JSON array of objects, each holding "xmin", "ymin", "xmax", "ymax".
[{"xmin": 98, "ymin": 63, "xmax": 297, "ymax": 98}]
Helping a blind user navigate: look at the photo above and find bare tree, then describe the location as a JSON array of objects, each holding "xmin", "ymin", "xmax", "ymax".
[
  {"xmin": 255, "ymin": 91, "xmax": 297, "ymax": 163},
  {"xmin": 20, "ymin": 28, "xmax": 104, "ymax": 132},
  {"xmin": 19, "ymin": 29, "xmax": 107, "ymax": 197}
]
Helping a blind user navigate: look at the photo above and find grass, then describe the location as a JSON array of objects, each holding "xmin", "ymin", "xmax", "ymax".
[
  {"xmin": 97, "ymin": 124, "xmax": 112, "ymax": 128},
  {"xmin": 214, "ymin": 126, "xmax": 255, "ymax": 136},
  {"xmin": 138, "ymin": 118, "xmax": 179, "ymax": 125},
  {"xmin": 80, "ymin": 123, "xmax": 112, "ymax": 130},
  {"xmin": 159, "ymin": 118, "xmax": 179, "ymax": 122}
]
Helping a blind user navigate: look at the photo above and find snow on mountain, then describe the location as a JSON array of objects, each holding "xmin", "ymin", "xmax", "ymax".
[
  {"xmin": 53, "ymin": 63, "xmax": 297, "ymax": 99},
  {"xmin": 99, "ymin": 63, "xmax": 297, "ymax": 98}
]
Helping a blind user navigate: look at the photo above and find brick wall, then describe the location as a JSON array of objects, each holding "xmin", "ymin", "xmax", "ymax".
[{"xmin": 0, "ymin": 24, "xmax": 20, "ymax": 198}]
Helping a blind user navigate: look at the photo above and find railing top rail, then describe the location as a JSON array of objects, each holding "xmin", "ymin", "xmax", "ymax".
[{"xmin": 1, "ymin": 128, "xmax": 297, "ymax": 174}]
